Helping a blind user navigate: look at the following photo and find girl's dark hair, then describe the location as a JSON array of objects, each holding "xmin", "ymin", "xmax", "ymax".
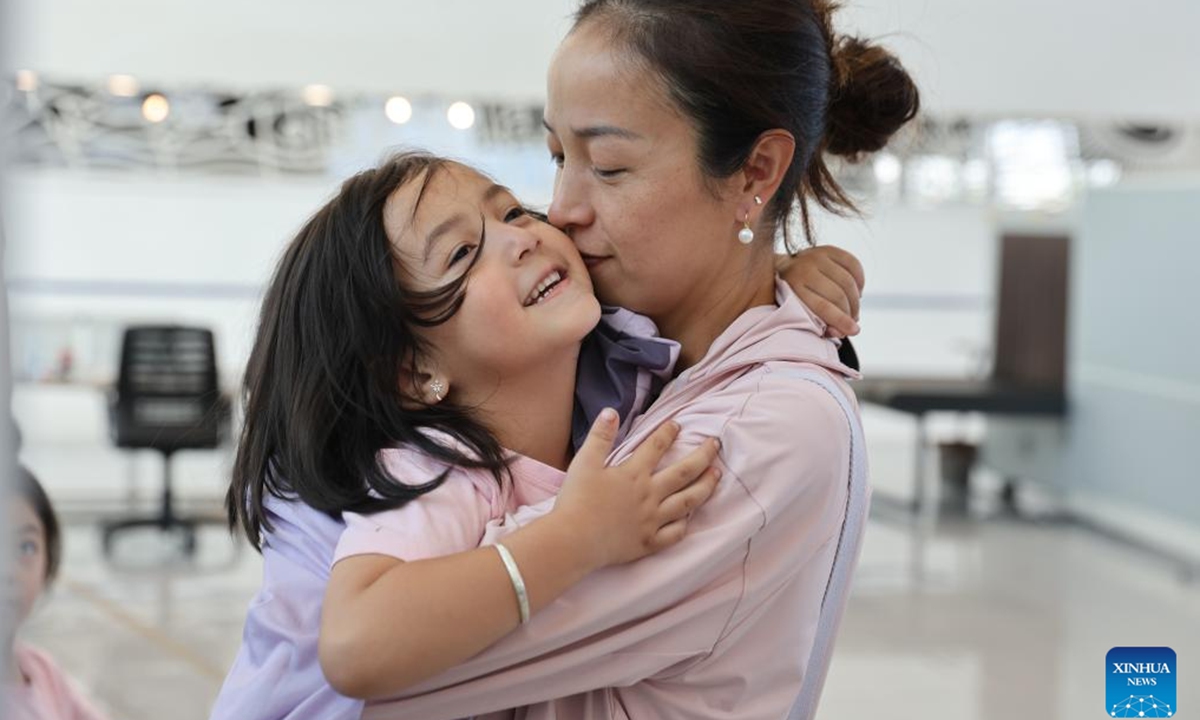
[
  {"xmin": 227, "ymin": 151, "xmax": 511, "ymax": 551},
  {"xmin": 15, "ymin": 466, "xmax": 62, "ymax": 582},
  {"xmin": 573, "ymin": 0, "xmax": 920, "ymax": 249}
]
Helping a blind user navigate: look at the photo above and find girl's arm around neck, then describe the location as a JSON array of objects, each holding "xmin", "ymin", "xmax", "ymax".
[{"xmin": 318, "ymin": 413, "xmax": 721, "ymax": 700}]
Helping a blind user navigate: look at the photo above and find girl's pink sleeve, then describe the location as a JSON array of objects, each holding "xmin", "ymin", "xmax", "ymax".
[{"xmin": 334, "ymin": 471, "xmax": 504, "ymax": 566}]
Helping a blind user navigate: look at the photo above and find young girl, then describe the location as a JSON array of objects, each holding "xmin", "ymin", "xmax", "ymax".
[
  {"xmin": 5, "ymin": 467, "xmax": 109, "ymax": 720},
  {"xmin": 218, "ymin": 150, "xmax": 723, "ymax": 714}
]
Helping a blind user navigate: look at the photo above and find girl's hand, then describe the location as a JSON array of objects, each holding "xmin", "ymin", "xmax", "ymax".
[
  {"xmin": 777, "ymin": 246, "xmax": 865, "ymax": 339},
  {"xmin": 553, "ymin": 409, "xmax": 721, "ymax": 570}
]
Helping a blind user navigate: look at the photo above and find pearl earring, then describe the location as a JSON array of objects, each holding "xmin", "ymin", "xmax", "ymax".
[
  {"xmin": 738, "ymin": 213, "xmax": 755, "ymax": 245},
  {"xmin": 429, "ymin": 379, "xmax": 445, "ymax": 402}
]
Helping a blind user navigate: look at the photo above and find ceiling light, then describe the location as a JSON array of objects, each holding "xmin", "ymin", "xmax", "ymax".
[
  {"xmin": 385, "ymin": 96, "xmax": 413, "ymax": 125},
  {"xmin": 302, "ymin": 84, "xmax": 334, "ymax": 107},
  {"xmin": 141, "ymin": 93, "xmax": 170, "ymax": 123},
  {"xmin": 447, "ymin": 101, "xmax": 475, "ymax": 130},
  {"xmin": 107, "ymin": 74, "xmax": 140, "ymax": 97}
]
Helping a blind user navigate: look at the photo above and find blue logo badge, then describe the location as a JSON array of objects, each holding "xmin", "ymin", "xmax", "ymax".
[{"xmin": 1107, "ymin": 647, "xmax": 1176, "ymax": 717}]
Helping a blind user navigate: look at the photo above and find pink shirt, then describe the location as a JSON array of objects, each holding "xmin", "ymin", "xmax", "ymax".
[
  {"xmin": 335, "ymin": 447, "xmax": 566, "ymax": 565},
  {"xmin": 341, "ymin": 281, "xmax": 863, "ymax": 720},
  {"xmin": 4, "ymin": 644, "xmax": 109, "ymax": 720}
]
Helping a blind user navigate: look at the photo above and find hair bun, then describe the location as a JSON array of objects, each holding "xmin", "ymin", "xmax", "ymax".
[{"xmin": 825, "ymin": 35, "xmax": 920, "ymax": 159}]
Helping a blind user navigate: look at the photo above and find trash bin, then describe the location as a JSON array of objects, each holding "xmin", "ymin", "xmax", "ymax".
[{"xmin": 937, "ymin": 441, "xmax": 978, "ymax": 514}]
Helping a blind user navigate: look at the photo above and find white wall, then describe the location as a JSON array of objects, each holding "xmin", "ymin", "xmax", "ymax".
[
  {"xmin": 10, "ymin": 0, "xmax": 1200, "ymax": 118},
  {"xmin": 838, "ymin": 0, "xmax": 1200, "ymax": 120},
  {"xmin": 814, "ymin": 204, "xmax": 997, "ymax": 377},
  {"xmin": 5, "ymin": 170, "xmax": 338, "ymax": 379},
  {"xmin": 8, "ymin": 0, "xmax": 577, "ymax": 103}
]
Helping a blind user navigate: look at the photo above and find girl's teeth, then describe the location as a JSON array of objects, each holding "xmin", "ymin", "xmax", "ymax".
[{"xmin": 529, "ymin": 271, "xmax": 562, "ymax": 305}]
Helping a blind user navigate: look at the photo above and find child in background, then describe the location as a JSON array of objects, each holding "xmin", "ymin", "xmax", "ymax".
[{"xmin": 4, "ymin": 466, "xmax": 109, "ymax": 720}]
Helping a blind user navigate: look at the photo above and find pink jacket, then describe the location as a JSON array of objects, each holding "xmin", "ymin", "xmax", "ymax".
[
  {"xmin": 4, "ymin": 643, "xmax": 109, "ymax": 720},
  {"xmin": 362, "ymin": 279, "xmax": 863, "ymax": 719}
]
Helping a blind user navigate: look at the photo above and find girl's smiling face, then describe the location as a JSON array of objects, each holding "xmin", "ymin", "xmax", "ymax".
[{"xmin": 384, "ymin": 162, "xmax": 601, "ymax": 400}]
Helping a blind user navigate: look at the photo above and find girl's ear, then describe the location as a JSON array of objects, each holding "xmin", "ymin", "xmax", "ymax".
[{"xmin": 398, "ymin": 361, "xmax": 450, "ymax": 407}]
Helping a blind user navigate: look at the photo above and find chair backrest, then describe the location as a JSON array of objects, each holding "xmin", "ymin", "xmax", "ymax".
[
  {"xmin": 782, "ymin": 369, "xmax": 871, "ymax": 720},
  {"xmin": 110, "ymin": 325, "xmax": 223, "ymax": 452},
  {"xmin": 992, "ymin": 234, "xmax": 1070, "ymax": 389}
]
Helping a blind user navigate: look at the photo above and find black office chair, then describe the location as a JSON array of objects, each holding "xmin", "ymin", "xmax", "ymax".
[
  {"xmin": 104, "ymin": 325, "xmax": 230, "ymax": 555},
  {"xmin": 853, "ymin": 234, "xmax": 1070, "ymax": 514}
]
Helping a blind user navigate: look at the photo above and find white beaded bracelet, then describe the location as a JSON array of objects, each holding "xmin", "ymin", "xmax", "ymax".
[{"xmin": 494, "ymin": 543, "xmax": 530, "ymax": 625}]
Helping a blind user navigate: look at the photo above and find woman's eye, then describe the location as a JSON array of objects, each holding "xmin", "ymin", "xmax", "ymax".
[
  {"xmin": 18, "ymin": 540, "xmax": 37, "ymax": 556},
  {"xmin": 504, "ymin": 206, "xmax": 528, "ymax": 223},
  {"xmin": 549, "ymin": 153, "xmax": 565, "ymax": 169},
  {"xmin": 595, "ymin": 168, "xmax": 626, "ymax": 180},
  {"xmin": 449, "ymin": 244, "xmax": 476, "ymax": 266}
]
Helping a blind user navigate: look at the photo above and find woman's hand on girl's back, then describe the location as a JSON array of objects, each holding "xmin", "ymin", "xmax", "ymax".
[{"xmin": 552, "ymin": 409, "xmax": 722, "ymax": 571}]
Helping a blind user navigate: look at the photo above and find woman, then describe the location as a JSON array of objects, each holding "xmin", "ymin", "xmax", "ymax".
[
  {"xmin": 212, "ymin": 0, "xmax": 909, "ymax": 717},
  {"xmin": 331, "ymin": 0, "xmax": 917, "ymax": 717}
]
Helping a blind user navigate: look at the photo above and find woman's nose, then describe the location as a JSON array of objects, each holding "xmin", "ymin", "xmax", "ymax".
[{"xmin": 547, "ymin": 169, "xmax": 593, "ymax": 233}]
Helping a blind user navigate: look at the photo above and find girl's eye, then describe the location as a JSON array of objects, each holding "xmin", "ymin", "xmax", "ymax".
[
  {"xmin": 549, "ymin": 153, "xmax": 564, "ymax": 169},
  {"xmin": 449, "ymin": 244, "xmax": 477, "ymax": 267},
  {"xmin": 595, "ymin": 168, "xmax": 626, "ymax": 180},
  {"xmin": 504, "ymin": 206, "xmax": 528, "ymax": 223},
  {"xmin": 18, "ymin": 540, "xmax": 37, "ymax": 556}
]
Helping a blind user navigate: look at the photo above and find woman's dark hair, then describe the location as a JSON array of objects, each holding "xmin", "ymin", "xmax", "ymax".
[
  {"xmin": 573, "ymin": 0, "xmax": 920, "ymax": 249},
  {"xmin": 227, "ymin": 151, "xmax": 511, "ymax": 551},
  {"xmin": 15, "ymin": 466, "xmax": 62, "ymax": 582}
]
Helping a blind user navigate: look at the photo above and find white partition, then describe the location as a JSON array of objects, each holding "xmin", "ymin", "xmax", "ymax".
[
  {"xmin": 983, "ymin": 179, "xmax": 1200, "ymax": 558},
  {"xmin": 1062, "ymin": 181, "xmax": 1200, "ymax": 550}
]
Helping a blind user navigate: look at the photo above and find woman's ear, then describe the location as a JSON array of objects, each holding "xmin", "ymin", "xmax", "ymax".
[{"xmin": 738, "ymin": 129, "xmax": 797, "ymax": 212}]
